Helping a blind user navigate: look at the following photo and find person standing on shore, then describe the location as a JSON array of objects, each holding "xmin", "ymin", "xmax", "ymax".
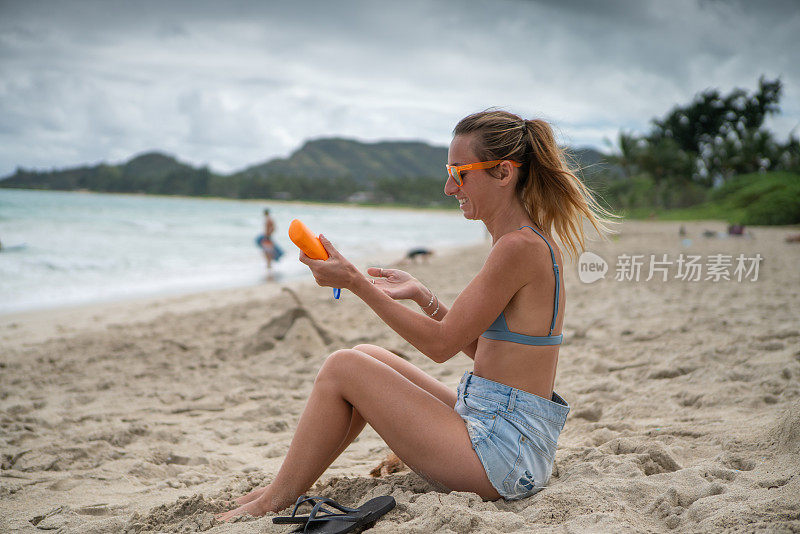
[
  {"xmin": 219, "ymin": 110, "xmax": 614, "ymax": 520},
  {"xmin": 258, "ymin": 208, "xmax": 279, "ymax": 273}
]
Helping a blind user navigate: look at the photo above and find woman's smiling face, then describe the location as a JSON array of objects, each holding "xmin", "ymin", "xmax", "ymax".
[{"xmin": 446, "ymin": 134, "xmax": 494, "ymax": 220}]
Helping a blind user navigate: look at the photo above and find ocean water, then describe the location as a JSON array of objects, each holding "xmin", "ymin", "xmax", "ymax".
[{"xmin": 0, "ymin": 189, "xmax": 486, "ymax": 314}]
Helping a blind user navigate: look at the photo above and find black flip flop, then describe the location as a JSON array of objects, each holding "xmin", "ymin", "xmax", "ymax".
[
  {"xmin": 276, "ymin": 495, "xmax": 396, "ymax": 534},
  {"xmin": 273, "ymin": 495, "xmax": 360, "ymax": 525}
]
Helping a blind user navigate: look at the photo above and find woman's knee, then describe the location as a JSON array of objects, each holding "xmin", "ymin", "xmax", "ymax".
[
  {"xmin": 352, "ymin": 343, "xmax": 381, "ymax": 356},
  {"xmin": 352, "ymin": 344, "xmax": 391, "ymax": 368},
  {"xmin": 315, "ymin": 349, "xmax": 363, "ymax": 384},
  {"xmin": 352, "ymin": 344, "xmax": 402, "ymax": 367}
]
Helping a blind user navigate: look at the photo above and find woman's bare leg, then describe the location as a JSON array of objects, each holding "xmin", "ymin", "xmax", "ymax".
[
  {"xmin": 217, "ymin": 348, "xmax": 497, "ymax": 520},
  {"xmin": 233, "ymin": 344, "xmax": 456, "ymax": 506}
]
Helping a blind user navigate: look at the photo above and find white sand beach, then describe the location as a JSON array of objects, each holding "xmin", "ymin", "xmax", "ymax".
[{"xmin": 1, "ymin": 220, "xmax": 799, "ymax": 533}]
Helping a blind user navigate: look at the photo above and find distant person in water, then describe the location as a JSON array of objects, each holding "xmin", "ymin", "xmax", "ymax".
[{"xmin": 256, "ymin": 209, "xmax": 283, "ymax": 272}]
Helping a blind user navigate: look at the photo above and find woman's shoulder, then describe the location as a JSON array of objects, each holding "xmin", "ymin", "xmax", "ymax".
[
  {"xmin": 495, "ymin": 227, "xmax": 553, "ymax": 253},
  {"xmin": 489, "ymin": 228, "xmax": 555, "ymax": 271}
]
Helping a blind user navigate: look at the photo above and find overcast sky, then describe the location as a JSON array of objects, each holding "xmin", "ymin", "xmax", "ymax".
[{"xmin": 1, "ymin": 0, "xmax": 798, "ymax": 177}]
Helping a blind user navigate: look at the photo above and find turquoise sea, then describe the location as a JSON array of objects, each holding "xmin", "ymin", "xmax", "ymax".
[{"xmin": 0, "ymin": 190, "xmax": 486, "ymax": 313}]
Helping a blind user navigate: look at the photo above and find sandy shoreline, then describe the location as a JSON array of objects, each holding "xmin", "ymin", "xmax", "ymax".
[{"xmin": 1, "ymin": 220, "xmax": 799, "ymax": 533}]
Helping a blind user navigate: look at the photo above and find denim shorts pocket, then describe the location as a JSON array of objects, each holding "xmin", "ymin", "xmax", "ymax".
[
  {"xmin": 463, "ymin": 394, "xmax": 502, "ymax": 417},
  {"xmin": 457, "ymin": 396, "xmax": 498, "ymax": 446}
]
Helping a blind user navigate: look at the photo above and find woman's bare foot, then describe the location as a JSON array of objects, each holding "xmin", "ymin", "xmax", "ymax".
[
  {"xmin": 216, "ymin": 494, "xmax": 274, "ymax": 522},
  {"xmin": 217, "ymin": 487, "xmax": 298, "ymax": 523},
  {"xmin": 235, "ymin": 485, "xmax": 267, "ymax": 506}
]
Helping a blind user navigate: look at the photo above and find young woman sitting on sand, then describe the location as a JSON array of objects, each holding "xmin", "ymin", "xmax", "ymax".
[{"xmin": 218, "ymin": 110, "xmax": 613, "ymax": 521}]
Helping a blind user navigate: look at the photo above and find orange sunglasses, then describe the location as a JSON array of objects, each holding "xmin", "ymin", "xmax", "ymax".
[{"xmin": 445, "ymin": 160, "xmax": 522, "ymax": 186}]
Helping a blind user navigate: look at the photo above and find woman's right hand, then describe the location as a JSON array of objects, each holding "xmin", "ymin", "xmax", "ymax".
[{"xmin": 367, "ymin": 267, "xmax": 426, "ymax": 302}]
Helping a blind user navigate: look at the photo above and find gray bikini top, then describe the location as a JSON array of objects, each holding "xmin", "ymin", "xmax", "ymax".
[{"xmin": 481, "ymin": 226, "xmax": 562, "ymax": 346}]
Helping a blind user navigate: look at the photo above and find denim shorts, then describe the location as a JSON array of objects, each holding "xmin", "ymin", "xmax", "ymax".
[{"xmin": 455, "ymin": 371, "xmax": 570, "ymax": 500}]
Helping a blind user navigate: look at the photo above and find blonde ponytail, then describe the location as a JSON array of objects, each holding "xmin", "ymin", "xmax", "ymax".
[{"xmin": 454, "ymin": 110, "xmax": 616, "ymax": 259}]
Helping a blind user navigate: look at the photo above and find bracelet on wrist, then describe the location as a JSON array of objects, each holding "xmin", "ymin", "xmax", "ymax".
[
  {"xmin": 426, "ymin": 294, "xmax": 440, "ymax": 317},
  {"xmin": 422, "ymin": 290, "xmax": 435, "ymax": 310}
]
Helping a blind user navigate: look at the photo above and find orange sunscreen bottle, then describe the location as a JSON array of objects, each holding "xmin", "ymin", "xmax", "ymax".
[
  {"xmin": 288, "ymin": 219, "xmax": 340, "ymax": 299},
  {"xmin": 288, "ymin": 219, "xmax": 328, "ymax": 260}
]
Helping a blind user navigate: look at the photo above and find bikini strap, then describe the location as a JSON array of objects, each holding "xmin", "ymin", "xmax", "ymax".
[{"xmin": 519, "ymin": 226, "xmax": 559, "ymax": 336}]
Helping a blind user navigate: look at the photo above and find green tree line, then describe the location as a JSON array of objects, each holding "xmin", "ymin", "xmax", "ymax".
[
  {"xmin": 594, "ymin": 76, "xmax": 800, "ymax": 223},
  {"xmin": 3, "ymin": 165, "xmax": 449, "ymax": 206}
]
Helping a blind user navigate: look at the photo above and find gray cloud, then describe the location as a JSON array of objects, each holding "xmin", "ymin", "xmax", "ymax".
[{"xmin": 0, "ymin": 0, "xmax": 797, "ymax": 176}]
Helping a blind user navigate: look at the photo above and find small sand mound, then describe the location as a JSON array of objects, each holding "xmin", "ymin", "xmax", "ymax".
[
  {"xmin": 312, "ymin": 471, "xmax": 438, "ymax": 505},
  {"xmin": 245, "ymin": 306, "xmax": 338, "ymax": 356},
  {"xmin": 766, "ymin": 400, "xmax": 800, "ymax": 454},
  {"xmin": 123, "ymin": 494, "xmax": 226, "ymax": 533}
]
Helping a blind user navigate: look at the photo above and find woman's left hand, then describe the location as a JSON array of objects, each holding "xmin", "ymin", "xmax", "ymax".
[{"xmin": 298, "ymin": 235, "xmax": 361, "ymax": 290}]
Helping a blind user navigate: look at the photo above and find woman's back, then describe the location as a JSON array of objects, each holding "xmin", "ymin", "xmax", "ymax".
[{"xmin": 473, "ymin": 226, "xmax": 564, "ymax": 398}]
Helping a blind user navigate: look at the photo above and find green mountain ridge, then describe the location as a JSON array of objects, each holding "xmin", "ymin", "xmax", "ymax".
[
  {"xmin": 238, "ymin": 138, "xmax": 450, "ymax": 183},
  {"xmin": 0, "ymin": 138, "xmax": 608, "ymax": 204},
  {"xmin": 123, "ymin": 152, "xmax": 194, "ymax": 180}
]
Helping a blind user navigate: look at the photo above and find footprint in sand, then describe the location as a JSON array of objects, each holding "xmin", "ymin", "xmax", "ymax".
[
  {"xmin": 88, "ymin": 424, "xmax": 149, "ymax": 447},
  {"xmin": 647, "ymin": 482, "xmax": 726, "ymax": 530},
  {"xmin": 718, "ymin": 453, "xmax": 755, "ymax": 471},
  {"xmin": 757, "ymin": 475, "xmax": 792, "ymax": 489},
  {"xmin": 648, "ymin": 366, "xmax": 697, "ymax": 379},
  {"xmin": 263, "ymin": 442, "xmax": 288, "ymax": 458},
  {"xmin": 674, "ymin": 392, "xmax": 703, "ymax": 407},
  {"xmin": 164, "ymin": 453, "xmax": 209, "ymax": 466},
  {"xmin": 47, "ymin": 478, "xmax": 82, "ymax": 491},
  {"xmin": 572, "ymin": 403, "xmax": 603, "ymax": 422},
  {"xmin": 265, "ymin": 420, "xmax": 289, "ymax": 433},
  {"xmin": 600, "ymin": 438, "xmax": 681, "ymax": 475},
  {"xmin": 702, "ymin": 466, "xmax": 739, "ymax": 482},
  {"xmin": 75, "ymin": 503, "xmax": 112, "ymax": 516}
]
